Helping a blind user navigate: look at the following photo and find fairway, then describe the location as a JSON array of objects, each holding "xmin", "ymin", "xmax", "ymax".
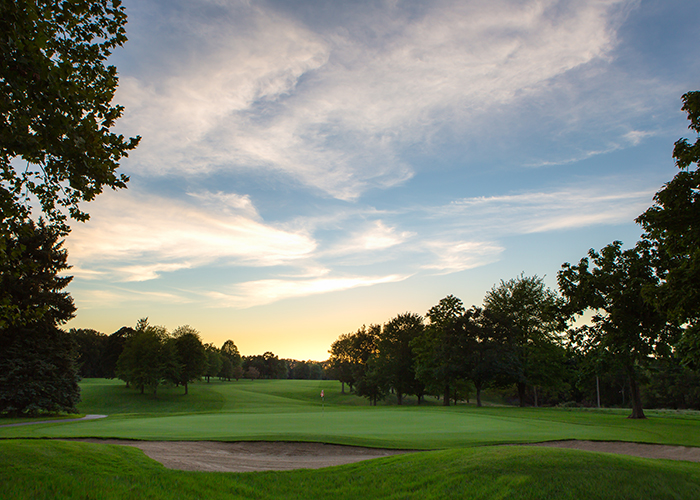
[{"xmin": 1, "ymin": 378, "xmax": 699, "ymax": 449}]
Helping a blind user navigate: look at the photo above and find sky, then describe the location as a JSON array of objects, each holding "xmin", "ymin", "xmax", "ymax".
[{"xmin": 64, "ymin": 0, "xmax": 700, "ymax": 360}]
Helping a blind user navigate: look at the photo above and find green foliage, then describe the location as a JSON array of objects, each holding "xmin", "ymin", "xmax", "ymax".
[
  {"xmin": 203, "ymin": 343, "xmax": 222, "ymax": 383},
  {"xmin": 0, "ymin": 219, "xmax": 75, "ymax": 329},
  {"xmin": 0, "ymin": 220, "xmax": 79, "ymax": 416},
  {"xmin": 70, "ymin": 328, "xmax": 108, "ymax": 378},
  {"xmin": 0, "ymin": 325, "xmax": 80, "ymax": 416},
  {"xmin": 116, "ymin": 319, "xmax": 177, "ymax": 397},
  {"xmin": 376, "ymin": 312, "xmax": 424, "ymax": 405},
  {"xmin": 171, "ymin": 325, "xmax": 207, "ymax": 394},
  {"xmin": 558, "ymin": 242, "xmax": 677, "ymax": 418},
  {"xmin": 413, "ymin": 295, "xmax": 469, "ymax": 406},
  {"xmin": 0, "ymin": 0, "xmax": 140, "ymax": 229},
  {"xmin": 242, "ymin": 351, "xmax": 288, "ymax": 380},
  {"xmin": 637, "ymin": 91, "xmax": 700, "ymax": 374},
  {"xmin": 482, "ymin": 276, "xmax": 565, "ymax": 407}
]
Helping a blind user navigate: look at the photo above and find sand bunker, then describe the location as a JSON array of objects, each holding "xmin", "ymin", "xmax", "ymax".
[{"xmin": 66, "ymin": 439, "xmax": 700, "ymax": 472}]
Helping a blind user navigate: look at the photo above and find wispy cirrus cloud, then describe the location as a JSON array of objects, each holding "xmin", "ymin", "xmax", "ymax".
[
  {"xmin": 206, "ymin": 274, "xmax": 411, "ymax": 308},
  {"xmin": 431, "ymin": 184, "xmax": 654, "ymax": 235},
  {"xmin": 116, "ymin": 0, "xmax": 637, "ymax": 200},
  {"xmin": 67, "ymin": 190, "xmax": 317, "ymax": 282}
]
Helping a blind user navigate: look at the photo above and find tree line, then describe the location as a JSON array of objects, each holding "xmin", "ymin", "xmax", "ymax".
[
  {"xmin": 71, "ymin": 321, "xmax": 325, "ymax": 397},
  {"xmin": 327, "ymin": 92, "xmax": 700, "ymax": 418}
]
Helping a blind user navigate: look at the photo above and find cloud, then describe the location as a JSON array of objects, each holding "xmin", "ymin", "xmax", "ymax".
[
  {"xmin": 433, "ymin": 184, "xmax": 654, "ymax": 235},
  {"xmin": 329, "ymin": 220, "xmax": 414, "ymax": 255},
  {"xmin": 67, "ymin": 190, "xmax": 317, "ymax": 281},
  {"xmin": 422, "ymin": 240, "xmax": 505, "ymax": 274},
  {"xmin": 116, "ymin": 0, "xmax": 635, "ymax": 199},
  {"xmin": 207, "ymin": 274, "xmax": 410, "ymax": 308}
]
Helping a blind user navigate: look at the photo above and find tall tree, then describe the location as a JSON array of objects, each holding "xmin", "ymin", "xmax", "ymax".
[
  {"xmin": 483, "ymin": 275, "xmax": 564, "ymax": 407},
  {"xmin": 71, "ymin": 328, "xmax": 108, "ymax": 378},
  {"xmin": 377, "ymin": 312, "xmax": 424, "ymax": 405},
  {"xmin": 221, "ymin": 340, "xmax": 242, "ymax": 368},
  {"xmin": 0, "ymin": 220, "xmax": 79, "ymax": 415},
  {"xmin": 1, "ymin": 0, "xmax": 140, "ymax": 234},
  {"xmin": 558, "ymin": 241, "xmax": 677, "ymax": 418},
  {"xmin": 115, "ymin": 319, "xmax": 176, "ymax": 397},
  {"xmin": 328, "ymin": 333, "xmax": 357, "ymax": 393},
  {"xmin": 171, "ymin": 325, "xmax": 206, "ymax": 395},
  {"xmin": 1, "ymin": 0, "xmax": 138, "ymax": 414},
  {"xmin": 637, "ymin": 91, "xmax": 700, "ymax": 368},
  {"xmin": 412, "ymin": 295, "xmax": 468, "ymax": 406},
  {"xmin": 203, "ymin": 343, "xmax": 222, "ymax": 383},
  {"xmin": 456, "ymin": 307, "xmax": 508, "ymax": 408}
]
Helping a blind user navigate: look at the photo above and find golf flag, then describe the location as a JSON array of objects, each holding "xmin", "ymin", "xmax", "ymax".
[{"xmin": 321, "ymin": 390, "xmax": 324, "ymax": 398}]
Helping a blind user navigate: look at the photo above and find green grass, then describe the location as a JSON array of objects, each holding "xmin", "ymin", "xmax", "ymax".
[
  {"xmin": 1, "ymin": 439, "xmax": 699, "ymax": 500},
  {"xmin": 2, "ymin": 379, "xmax": 700, "ymax": 499},
  {"xmin": 2, "ymin": 378, "xmax": 699, "ymax": 448}
]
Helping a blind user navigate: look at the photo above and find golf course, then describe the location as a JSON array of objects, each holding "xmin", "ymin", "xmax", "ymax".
[{"xmin": 1, "ymin": 378, "xmax": 700, "ymax": 499}]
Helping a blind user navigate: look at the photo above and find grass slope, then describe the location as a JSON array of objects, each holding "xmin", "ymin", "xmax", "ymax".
[
  {"xmin": 1, "ymin": 379, "xmax": 699, "ymax": 448},
  {"xmin": 1, "ymin": 439, "xmax": 699, "ymax": 500}
]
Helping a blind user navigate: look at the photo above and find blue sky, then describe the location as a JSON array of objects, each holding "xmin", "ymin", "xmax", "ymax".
[{"xmin": 65, "ymin": 0, "xmax": 700, "ymax": 360}]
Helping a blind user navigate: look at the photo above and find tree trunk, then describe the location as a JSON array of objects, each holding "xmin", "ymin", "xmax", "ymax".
[
  {"xmin": 397, "ymin": 392, "xmax": 403, "ymax": 405},
  {"xmin": 475, "ymin": 383, "xmax": 482, "ymax": 407},
  {"xmin": 533, "ymin": 386, "xmax": 538, "ymax": 407},
  {"xmin": 184, "ymin": 381, "xmax": 189, "ymax": 395},
  {"xmin": 517, "ymin": 382, "xmax": 526, "ymax": 407},
  {"xmin": 627, "ymin": 369, "xmax": 646, "ymax": 419},
  {"xmin": 443, "ymin": 383, "xmax": 450, "ymax": 406},
  {"xmin": 341, "ymin": 381, "xmax": 345, "ymax": 394}
]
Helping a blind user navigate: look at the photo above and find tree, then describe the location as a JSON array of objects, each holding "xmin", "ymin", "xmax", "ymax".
[
  {"xmin": 0, "ymin": 220, "xmax": 79, "ymax": 415},
  {"xmin": 455, "ymin": 307, "xmax": 508, "ymax": 407},
  {"xmin": 377, "ymin": 312, "xmax": 424, "ymax": 405},
  {"xmin": 1, "ymin": 0, "xmax": 140, "ymax": 235},
  {"xmin": 483, "ymin": 275, "xmax": 564, "ymax": 407},
  {"xmin": 115, "ymin": 319, "xmax": 176, "ymax": 397},
  {"xmin": 71, "ymin": 328, "xmax": 108, "ymax": 378},
  {"xmin": 354, "ymin": 355, "xmax": 388, "ymax": 406},
  {"xmin": 232, "ymin": 365, "xmax": 244, "ymax": 381},
  {"xmin": 0, "ymin": 0, "xmax": 138, "ymax": 415},
  {"xmin": 171, "ymin": 325, "xmax": 206, "ymax": 395},
  {"xmin": 203, "ymin": 343, "xmax": 222, "ymax": 383},
  {"xmin": 101, "ymin": 326, "xmax": 134, "ymax": 379},
  {"xmin": 328, "ymin": 333, "xmax": 357, "ymax": 393},
  {"xmin": 637, "ymin": 91, "xmax": 700, "ymax": 369},
  {"xmin": 412, "ymin": 295, "xmax": 468, "ymax": 406},
  {"xmin": 245, "ymin": 366, "xmax": 260, "ymax": 381},
  {"xmin": 219, "ymin": 357, "xmax": 234, "ymax": 381},
  {"xmin": 221, "ymin": 340, "xmax": 242, "ymax": 368},
  {"xmin": 558, "ymin": 241, "xmax": 677, "ymax": 418}
]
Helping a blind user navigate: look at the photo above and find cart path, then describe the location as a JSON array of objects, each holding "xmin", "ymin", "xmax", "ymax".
[{"xmin": 0, "ymin": 415, "xmax": 107, "ymax": 428}]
